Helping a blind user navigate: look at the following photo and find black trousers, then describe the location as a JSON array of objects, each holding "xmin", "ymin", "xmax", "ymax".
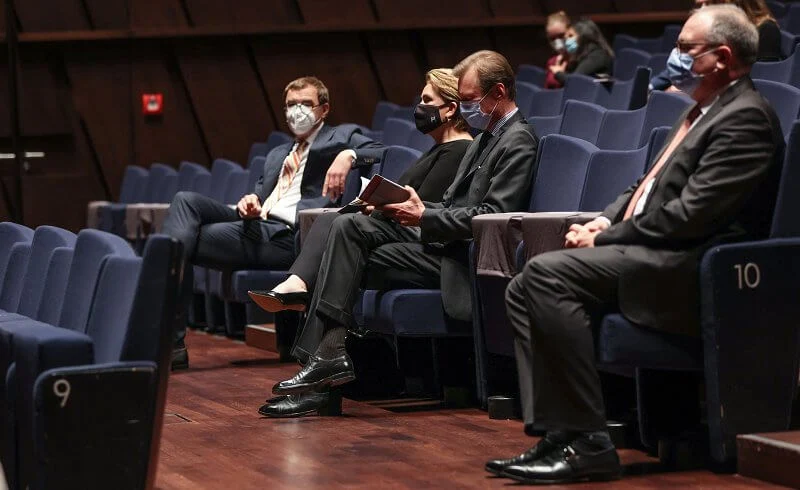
[
  {"xmin": 292, "ymin": 213, "xmax": 442, "ymax": 362},
  {"xmin": 161, "ymin": 191, "xmax": 295, "ymax": 342},
  {"xmin": 506, "ymin": 245, "xmax": 644, "ymax": 432},
  {"xmin": 288, "ymin": 212, "xmax": 340, "ymax": 288}
]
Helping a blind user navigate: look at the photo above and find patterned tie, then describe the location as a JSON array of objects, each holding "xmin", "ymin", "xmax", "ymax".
[
  {"xmin": 623, "ymin": 105, "xmax": 701, "ymax": 220},
  {"xmin": 261, "ymin": 140, "xmax": 307, "ymax": 220}
]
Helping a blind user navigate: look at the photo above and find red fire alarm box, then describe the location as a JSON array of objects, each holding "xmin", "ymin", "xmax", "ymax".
[{"xmin": 142, "ymin": 93, "xmax": 164, "ymax": 115}]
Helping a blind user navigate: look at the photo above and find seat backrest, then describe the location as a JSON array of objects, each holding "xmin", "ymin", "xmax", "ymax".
[
  {"xmin": 407, "ymin": 131, "xmax": 435, "ymax": 153},
  {"xmin": 613, "ymin": 48, "xmax": 652, "ymax": 81},
  {"xmin": 208, "ymin": 158, "xmax": 244, "ymax": 203},
  {"xmin": 517, "ymin": 64, "xmax": 546, "ymax": 87},
  {"xmin": 222, "ymin": 168, "xmax": 249, "ymax": 205},
  {"xmin": 34, "ymin": 247, "xmax": 74, "ymax": 323},
  {"xmin": 529, "ymin": 135, "xmax": 598, "ymax": 212},
  {"xmin": 177, "ymin": 161, "xmax": 211, "ymax": 195},
  {"xmin": 143, "ymin": 163, "xmax": 178, "ymax": 204},
  {"xmin": 529, "ymin": 114, "xmax": 562, "ymax": 138},
  {"xmin": 596, "ymin": 105, "xmax": 647, "ymax": 151},
  {"xmin": 580, "ymin": 145, "xmax": 649, "ymax": 212},
  {"xmin": 382, "ymin": 117, "xmax": 416, "ymax": 147},
  {"xmin": 371, "ymin": 101, "xmax": 401, "ymax": 131},
  {"xmin": 516, "ymin": 81, "xmax": 541, "ymax": 118},
  {"xmin": 768, "ymin": 0, "xmax": 789, "ymax": 19},
  {"xmin": 16, "ymin": 226, "xmax": 76, "ymax": 318},
  {"xmin": 644, "ymin": 126, "xmax": 673, "ymax": 171},
  {"xmin": 118, "ymin": 166, "xmax": 149, "ymax": 204},
  {"xmin": 379, "ymin": 145, "xmax": 422, "ymax": 183},
  {"xmin": 253, "ymin": 131, "xmax": 293, "ymax": 165},
  {"xmin": 246, "ymin": 142, "xmax": 269, "ymax": 167},
  {"xmin": 84, "ymin": 255, "xmax": 143, "ymax": 363},
  {"xmin": 659, "ymin": 24, "xmax": 682, "ymax": 53},
  {"xmin": 751, "ymin": 53, "xmax": 794, "ymax": 84},
  {"xmin": 57, "ymin": 229, "xmax": 136, "ymax": 332},
  {"xmin": 0, "ymin": 241, "xmax": 31, "ymax": 312},
  {"xmin": 639, "ymin": 90, "xmax": 693, "ymax": 147},
  {"xmin": 781, "ymin": 30, "xmax": 799, "ymax": 58},
  {"xmin": 562, "ymin": 74, "xmax": 601, "ymax": 111},
  {"xmin": 527, "ymin": 89, "xmax": 564, "ymax": 118},
  {"xmin": 597, "ymin": 67, "xmax": 651, "ymax": 111},
  {"xmin": 247, "ymin": 156, "xmax": 266, "ymax": 196},
  {"xmin": 771, "ymin": 120, "xmax": 800, "ymax": 237},
  {"xmin": 391, "ymin": 106, "xmax": 414, "ymax": 123},
  {"xmin": 559, "ymin": 100, "xmax": 607, "ymax": 145},
  {"xmin": 0, "ymin": 222, "xmax": 33, "ymax": 283},
  {"xmin": 612, "ymin": 33, "xmax": 660, "ymax": 54},
  {"xmin": 753, "ymin": 79, "xmax": 800, "ymax": 140},
  {"xmin": 780, "ymin": 3, "xmax": 800, "ymax": 34}
]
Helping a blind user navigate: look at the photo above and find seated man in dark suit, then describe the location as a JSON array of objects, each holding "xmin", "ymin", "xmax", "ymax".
[
  {"xmin": 489, "ymin": 5, "xmax": 784, "ymax": 484},
  {"xmin": 263, "ymin": 50, "xmax": 540, "ymax": 417},
  {"xmin": 162, "ymin": 76, "xmax": 383, "ymax": 369}
]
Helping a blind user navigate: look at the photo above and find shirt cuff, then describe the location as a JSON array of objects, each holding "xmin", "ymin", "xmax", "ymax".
[
  {"xmin": 343, "ymin": 149, "xmax": 357, "ymax": 168},
  {"xmin": 597, "ymin": 216, "xmax": 612, "ymax": 228}
]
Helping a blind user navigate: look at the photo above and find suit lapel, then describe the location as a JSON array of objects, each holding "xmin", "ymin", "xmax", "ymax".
[{"xmin": 459, "ymin": 111, "xmax": 525, "ymax": 183}]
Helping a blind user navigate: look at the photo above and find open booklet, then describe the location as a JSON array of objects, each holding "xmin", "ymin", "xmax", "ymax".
[{"xmin": 338, "ymin": 174, "xmax": 411, "ymax": 214}]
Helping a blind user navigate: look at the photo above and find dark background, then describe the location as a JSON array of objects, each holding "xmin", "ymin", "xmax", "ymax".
[{"xmin": 0, "ymin": 0, "xmax": 699, "ymax": 230}]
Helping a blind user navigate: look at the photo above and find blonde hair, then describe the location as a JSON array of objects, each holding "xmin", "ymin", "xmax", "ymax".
[
  {"xmin": 546, "ymin": 11, "xmax": 571, "ymax": 28},
  {"xmin": 426, "ymin": 68, "xmax": 468, "ymax": 132},
  {"xmin": 283, "ymin": 76, "xmax": 330, "ymax": 105},
  {"xmin": 734, "ymin": 0, "xmax": 777, "ymax": 26}
]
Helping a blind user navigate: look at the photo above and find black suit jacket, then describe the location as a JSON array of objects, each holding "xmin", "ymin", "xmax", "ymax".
[
  {"xmin": 595, "ymin": 78, "xmax": 784, "ymax": 335},
  {"xmin": 254, "ymin": 123, "xmax": 383, "ymax": 237},
  {"xmin": 420, "ymin": 111, "xmax": 539, "ymax": 321}
]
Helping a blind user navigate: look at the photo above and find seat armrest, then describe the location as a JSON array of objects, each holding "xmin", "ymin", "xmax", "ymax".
[
  {"xmin": 700, "ymin": 238, "xmax": 800, "ymax": 462},
  {"xmin": 520, "ymin": 212, "xmax": 599, "ymax": 263},
  {"xmin": 32, "ymin": 362, "xmax": 158, "ymax": 490}
]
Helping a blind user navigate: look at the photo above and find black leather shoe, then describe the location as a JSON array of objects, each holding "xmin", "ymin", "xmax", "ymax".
[
  {"xmin": 248, "ymin": 290, "xmax": 308, "ymax": 313},
  {"xmin": 258, "ymin": 391, "xmax": 342, "ymax": 418},
  {"xmin": 265, "ymin": 395, "xmax": 287, "ymax": 404},
  {"xmin": 502, "ymin": 444, "xmax": 621, "ymax": 484},
  {"xmin": 485, "ymin": 437, "xmax": 559, "ymax": 475},
  {"xmin": 272, "ymin": 354, "xmax": 355, "ymax": 394},
  {"xmin": 171, "ymin": 346, "xmax": 189, "ymax": 371}
]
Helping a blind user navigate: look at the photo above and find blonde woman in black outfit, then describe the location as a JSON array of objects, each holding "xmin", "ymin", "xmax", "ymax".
[
  {"xmin": 550, "ymin": 19, "xmax": 614, "ymax": 85},
  {"xmin": 249, "ymin": 68, "xmax": 472, "ymax": 417}
]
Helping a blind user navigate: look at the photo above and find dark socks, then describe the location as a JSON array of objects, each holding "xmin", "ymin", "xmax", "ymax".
[{"xmin": 315, "ymin": 323, "xmax": 347, "ymax": 359}]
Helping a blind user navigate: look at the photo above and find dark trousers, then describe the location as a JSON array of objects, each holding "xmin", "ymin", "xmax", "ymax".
[
  {"xmin": 506, "ymin": 245, "xmax": 643, "ymax": 432},
  {"xmin": 161, "ymin": 191, "xmax": 295, "ymax": 343},
  {"xmin": 292, "ymin": 213, "xmax": 442, "ymax": 361},
  {"xmin": 288, "ymin": 212, "xmax": 340, "ymax": 287}
]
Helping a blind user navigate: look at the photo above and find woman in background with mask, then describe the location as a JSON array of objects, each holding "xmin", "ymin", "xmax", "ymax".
[
  {"xmin": 544, "ymin": 11, "xmax": 571, "ymax": 89},
  {"xmin": 248, "ymin": 68, "xmax": 472, "ymax": 337},
  {"xmin": 549, "ymin": 18, "xmax": 614, "ymax": 85}
]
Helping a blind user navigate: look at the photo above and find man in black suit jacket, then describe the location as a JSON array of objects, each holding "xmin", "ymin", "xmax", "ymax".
[
  {"xmin": 261, "ymin": 50, "xmax": 539, "ymax": 417},
  {"xmin": 490, "ymin": 6, "xmax": 784, "ymax": 484},
  {"xmin": 161, "ymin": 76, "xmax": 383, "ymax": 369}
]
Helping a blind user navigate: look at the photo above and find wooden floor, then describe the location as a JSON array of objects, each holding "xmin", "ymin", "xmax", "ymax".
[{"xmin": 156, "ymin": 330, "xmax": 786, "ymax": 489}]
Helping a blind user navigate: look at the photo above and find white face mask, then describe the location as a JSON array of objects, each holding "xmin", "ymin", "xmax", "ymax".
[
  {"xmin": 286, "ymin": 104, "xmax": 318, "ymax": 136},
  {"xmin": 551, "ymin": 38, "xmax": 566, "ymax": 52}
]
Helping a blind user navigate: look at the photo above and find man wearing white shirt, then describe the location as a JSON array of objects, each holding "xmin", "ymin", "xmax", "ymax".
[
  {"xmin": 490, "ymin": 6, "xmax": 784, "ymax": 484},
  {"xmin": 162, "ymin": 76, "xmax": 383, "ymax": 369}
]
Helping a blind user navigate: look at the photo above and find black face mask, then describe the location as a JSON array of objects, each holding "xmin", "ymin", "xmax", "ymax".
[{"xmin": 414, "ymin": 103, "xmax": 450, "ymax": 134}]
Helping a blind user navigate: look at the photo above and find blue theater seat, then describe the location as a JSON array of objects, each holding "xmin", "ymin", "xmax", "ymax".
[
  {"xmin": 594, "ymin": 66, "xmax": 651, "ymax": 110},
  {"xmin": 638, "ymin": 90, "xmax": 694, "ymax": 147},
  {"xmin": 517, "ymin": 64, "xmax": 546, "ymax": 87},
  {"xmin": 612, "ymin": 48, "xmax": 652, "ymax": 81},
  {"xmin": 381, "ymin": 117, "xmax": 416, "ymax": 147},
  {"xmin": 753, "ymin": 79, "xmax": 800, "ymax": 140}
]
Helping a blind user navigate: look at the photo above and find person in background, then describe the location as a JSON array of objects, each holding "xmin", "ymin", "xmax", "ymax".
[
  {"xmin": 735, "ymin": 0, "xmax": 782, "ymax": 61},
  {"xmin": 549, "ymin": 19, "xmax": 614, "ymax": 85},
  {"xmin": 544, "ymin": 11, "xmax": 572, "ymax": 89},
  {"xmin": 249, "ymin": 68, "xmax": 473, "ymax": 418}
]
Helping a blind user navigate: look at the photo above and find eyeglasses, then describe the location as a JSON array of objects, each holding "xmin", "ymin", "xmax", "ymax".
[
  {"xmin": 675, "ymin": 41, "xmax": 721, "ymax": 54},
  {"xmin": 285, "ymin": 101, "xmax": 320, "ymax": 110}
]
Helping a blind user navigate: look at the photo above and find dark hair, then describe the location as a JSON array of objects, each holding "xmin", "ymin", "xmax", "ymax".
[
  {"xmin": 571, "ymin": 19, "xmax": 615, "ymax": 62},
  {"xmin": 283, "ymin": 76, "xmax": 330, "ymax": 105}
]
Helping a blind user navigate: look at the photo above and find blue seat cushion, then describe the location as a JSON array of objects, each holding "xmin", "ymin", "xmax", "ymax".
[
  {"xmin": 229, "ymin": 270, "xmax": 289, "ymax": 302},
  {"xmin": 373, "ymin": 289, "xmax": 470, "ymax": 337},
  {"xmin": 595, "ymin": 314, "xmax": 702, "ymax": 370}
]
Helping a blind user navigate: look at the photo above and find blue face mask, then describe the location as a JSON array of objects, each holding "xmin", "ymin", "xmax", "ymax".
[
  {"xmin": 459, "ymin": 90, "xmax": 498, "ymax": 131},
  {"xmin": 666, "ymin": 47, "xmax": 717, "ymax": 96},
  {"xmin": 565, "ymin": 37, "xmax": 578, "ymax": 54}
]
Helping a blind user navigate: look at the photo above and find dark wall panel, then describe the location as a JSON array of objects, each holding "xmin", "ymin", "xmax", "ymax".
[
  {"xmin": 175, "ymin": 38, "xmax": 274, "ymax": 166},
  {"xmin": 23, "ymin": 175, "xmax": 99, "ymax": 230},
  {"xmin": 17, "ymin": 53, "xmax": 71, "ymax": 137},
  {"xmin": 366, "ymin": 32, "xmax": 424, "ymax": 106},
  {"xmin": 490, "ymin": 0, "xmax": 544, "ymax": 17},
  {"xmin": 614, "ymin": 0, "xmax": 694, "ymax": 12},
  {"xmin": 373, "ymin": 0, "xmax": 490, "ymax": 21},
  {"xmin": 16, "ymin": 0, "xmax": 90, "ymax": 31},
  {"xmin": 64, "ymin": 44, "xmax": 133, "ymax": 199},
  {"xmin": 130, "ymin": 0, "xmax": 188, "ymax": 29},
  {"xmin": 131, "ymin": 41, "xmax": 209, "ymax": 168},
  {"xmin": 251, "ymin": 33, "xmax": 382, "ymax": 128},
  {"xmin": 493, "ymin": 26, "xmax": 550, "ymax": 73},
  {"xmin": 297, "ymin": 0, "xmax": 375, "ymax": 24},
  {"xmin": 421, "ymin": 30, "xmax": 494, "ymax": 71},
  {"xmin": 185, "ymin": 0, "xmax": 302, "ymax": 28},
  {"xmin": 537, "ymin": 0, "xmax": 615, "ymax": 16},
  {"xmin": 84, "ymin": 0, "xmax": 130, "ymax": 29}
]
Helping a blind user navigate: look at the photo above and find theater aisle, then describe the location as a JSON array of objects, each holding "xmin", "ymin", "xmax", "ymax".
[{"xmin": 156, "ymin": 330, "xmax": 782, "ymax": 490}]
